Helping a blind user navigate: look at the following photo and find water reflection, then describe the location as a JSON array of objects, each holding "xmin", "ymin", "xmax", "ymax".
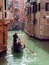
[
  {"xmin": 0, "ymin": 31, "xmax": 49, "ymax": 65},
  {"xmin": 0, "ymin": 53, "xmax": 8, "ymax": 65},
  {"xmin": 11, "ymin": 50, "xmax": 23, "ymax": 59},
  {"xmin": 35, "ymin": 40, "xmax": 49, "ymax": 53},
  {"xmin": 28, "ymin": 37, "xmax": 49, "ymax": 53}
]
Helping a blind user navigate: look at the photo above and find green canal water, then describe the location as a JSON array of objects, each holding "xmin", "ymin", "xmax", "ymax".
[{"xmin": 0, "ymin": 30, "xmax": 49, "ymax": 65}]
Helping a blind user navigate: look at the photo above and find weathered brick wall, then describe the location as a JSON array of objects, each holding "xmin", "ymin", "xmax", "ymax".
[
  {"xmin": 35, "ymin": 0, "xmax": 49, "ymax": 39},
  {"xmin": 0, "ymin": 24, "xmax": 8, "ymax": 53},
  {"xmin": 0, "ymin": 0, "xmax": 8, "ymax": 53},
  {"xmin": 25, "ymin": 0, "xmax": 49, "ymax": 39}
]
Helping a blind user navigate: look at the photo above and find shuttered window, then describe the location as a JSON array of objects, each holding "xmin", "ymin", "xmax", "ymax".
[{"xmin": 45, "ymin": 3, "xmax": 49, "ymax": 11}]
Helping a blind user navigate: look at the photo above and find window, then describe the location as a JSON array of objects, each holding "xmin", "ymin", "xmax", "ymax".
[
  {"xmin": 4, "ymin": 0, "xmax": 6, "ymax": 10},
  {"xmin": 25, "ymin": 8, "xmax": 28, "ymax": 16},
  {"xmin": 37, "ymin": 3, "xmax": 40, "ymax": 11},
  {"xmin": 45, "ymin": 3, "xmax": 49, "ymax": 11},
  {"xmin": 0, "ymin": 7, "xmax": 2, "ymax": 19},
  {"xmin": 0, "ymin": 7, "xmax": 1, "ymax": 12},
  {"xmin": 3, "ymin": 31, "xmax": 5, "ymax": 45},
  {"xmin": 29, "ymin": 7, "xmax": 31, "ymax": 14},
  {"xmin": 33, "ymin": 2, "xmax": 37, "ymax": 13},
  {"xmin": 27, "ymin": 0, "xmax": 30, "ymax": 2},
  {"xmin": 27, "ymin": 7, "xmax": 29, "ymax": 15},
  {"xmin": 5, "ymin": 12, "xmax": 6, "ymax": 18},
  {"xmin": 33, "ymin": 5, "xmax": 37, "ymax": 13},
  {"xmin": 31, "ymin": 5, "xmax": 33, "ymax": 13},
  {"xmin": 4, "ymin": 0, "xmax": 7, "ymax": 18},
  {"xmin": 14, "ymin": 0, "xmax": 18, "ymax": 8}
]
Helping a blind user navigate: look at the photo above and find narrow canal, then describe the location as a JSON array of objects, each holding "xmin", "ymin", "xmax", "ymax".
[{"xmin": 0, "ymin": 30, "xmax": 49, "ymax": 65}]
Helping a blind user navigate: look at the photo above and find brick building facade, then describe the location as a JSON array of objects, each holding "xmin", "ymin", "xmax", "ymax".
[
  {"xmin": 25, "ymin": 0, "xmax": 49, "ymax": 39},
  {"xmin": 0, "ymin": 0, "xmax": 13, "ymax": 53}
]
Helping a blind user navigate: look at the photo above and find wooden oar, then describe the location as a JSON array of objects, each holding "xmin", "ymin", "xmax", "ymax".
[{"xmin": 18, "ymin": 38, "xmax": 35, "ymax": 54}]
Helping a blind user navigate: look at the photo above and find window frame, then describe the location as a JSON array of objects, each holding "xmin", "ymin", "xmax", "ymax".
[{"xmin": 45, "ymin": 3, "xmax": 49, "ymax": 11}]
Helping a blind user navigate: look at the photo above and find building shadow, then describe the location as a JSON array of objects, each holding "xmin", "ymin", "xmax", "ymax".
[
  {"xmin": 28, "ymin": 36, "xmax": 49, "ymax": 53},
  {"xmin": 0, "ymin": 52, "xmax": 8, "ymax": 65}
]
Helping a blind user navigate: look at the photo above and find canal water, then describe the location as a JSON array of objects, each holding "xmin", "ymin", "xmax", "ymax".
[{"xmin": 0, "ymin": 30, "xmax": 49, "ymax": 65}]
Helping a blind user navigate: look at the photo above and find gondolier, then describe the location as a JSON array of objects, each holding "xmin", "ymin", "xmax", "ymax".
[
  {"xmin": 13, "ymin": 33, "xmax": 18, "ymax": 43},
  {"xmin": 12, "ymin": 33, "xmax": 25, "ymax": 53}
]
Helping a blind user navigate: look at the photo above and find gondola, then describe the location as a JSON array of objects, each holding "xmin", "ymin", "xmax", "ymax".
[{"xmin": 11, "ymin": 39, "xmax": 25, "ymax": 53}]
